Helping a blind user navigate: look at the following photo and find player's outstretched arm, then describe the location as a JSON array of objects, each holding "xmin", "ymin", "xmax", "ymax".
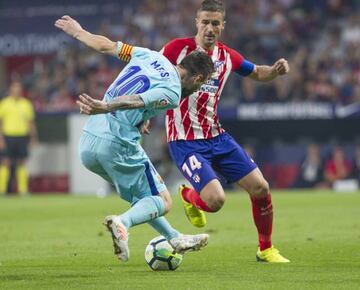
[
  {"xmin": 76, "ymin": 93, "xmax": 145, "ymax": 115},
  {"xmin": 249, "ymin": 58, "xmax": 290, "ymax": 82},
  {"xmin": 55, "ymin": 15, "xmax": 116, "ymax": 56}
]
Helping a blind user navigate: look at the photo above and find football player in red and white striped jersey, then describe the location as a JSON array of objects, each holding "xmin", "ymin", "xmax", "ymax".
[{"xmin": 161, "ymin": 0, "xmax": 290, "ymax": 263}]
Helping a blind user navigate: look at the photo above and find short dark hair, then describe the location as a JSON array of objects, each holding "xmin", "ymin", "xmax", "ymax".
[
  {"xmin": 198, "ymin": 0, "xmax": 225, "ymax": 16},
  {"xmin": 180, "ymin": 51, "xmax": 215, "ymax": 79}
]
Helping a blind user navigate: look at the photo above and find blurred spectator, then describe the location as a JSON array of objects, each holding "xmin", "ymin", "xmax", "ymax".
[
  {"xmin": 4, "ymin": 0, "xmax": 360, "ymax": 112},
  {"xmin": 324, "ymin": 145, "xmax": 353, "ymax": 187},
  {"xmin": 292, "ymin": 143, "xmax": 326, "ymax": 189},
  {"xmin": 0, "ymin": 81, "xmax": 37, "ymax": 195}
]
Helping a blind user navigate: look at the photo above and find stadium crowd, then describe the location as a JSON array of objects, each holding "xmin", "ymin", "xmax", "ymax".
[{"xmin": 4, "ymin": 0, "xmax": 359, "ymax": 112}]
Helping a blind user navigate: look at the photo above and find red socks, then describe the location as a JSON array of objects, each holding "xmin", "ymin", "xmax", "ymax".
[
  {"xmin": 182, "ymin": 186, "xmax": 273, "ymax": 251},
  {"xmin": 182, "ymin": 187, "xmax": 215, "ymax": 212},
  {"xmin": 251, "ymin": 193, "xmax": 273, "ymax": 251}
]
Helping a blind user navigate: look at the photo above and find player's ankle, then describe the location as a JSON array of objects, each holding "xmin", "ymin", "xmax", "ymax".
[{"xmin": 259, "ymin": 241, "xmax": 272, "ymax": 251}]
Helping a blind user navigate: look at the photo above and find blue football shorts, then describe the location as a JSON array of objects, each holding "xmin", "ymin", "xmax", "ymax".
[
  {"xmin": 79, "ymin": 132, "xmax": 167, "ymax": 203},
  {"xmin": 168, "ymin": 132, "xmax": 257, "ymax": 193}
]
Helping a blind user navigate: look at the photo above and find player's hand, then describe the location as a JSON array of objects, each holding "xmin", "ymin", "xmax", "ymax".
[
  {"xmin": 77, "ymin": 93, "xmax": 110, "ymax": 115},
  {"xmin": 272, "ymin": 58, "xmax": 290, "ymax": 76},
  {"xmin": 140, "ymin": 120, "xmax": 151, "ymax": 135},
  {"xmin": 54, "ymin": 15, "xmax": 83, "ymax": 38}
]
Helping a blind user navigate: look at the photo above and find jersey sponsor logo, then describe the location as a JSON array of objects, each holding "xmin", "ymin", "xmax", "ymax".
[
  {"xmin": 150, "ymin": 61, "xmax": 170, "ymax": 78},
  {"xmin": 206, "ymin": 79, "xmax": 220, "ymax": 86},
  {"xmin": 199, "ymin": 78, "xmax": 219, "ymax": 95}
]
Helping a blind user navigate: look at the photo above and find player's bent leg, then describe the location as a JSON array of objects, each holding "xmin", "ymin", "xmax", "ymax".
[
  {"xmin": 169, "ymin": 142, "xmax": 223, "ymax": 226},
  {"xmin": 180, "ymin": 180, "xmax": 225, "ymax": 227},
  {"xmin": 169, "ymin": 233, "xmax": 209, "ymax": 254}
]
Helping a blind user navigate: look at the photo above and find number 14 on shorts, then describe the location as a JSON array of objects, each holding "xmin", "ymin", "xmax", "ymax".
[{"xmin": 182, "ymin": 155, "xmax": 202, "ymax": 180}]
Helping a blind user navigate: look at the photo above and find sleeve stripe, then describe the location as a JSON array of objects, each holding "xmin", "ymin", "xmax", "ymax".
[{"xmin": 118, "ymin": 43, "xmax": 134, "ymax": 62}]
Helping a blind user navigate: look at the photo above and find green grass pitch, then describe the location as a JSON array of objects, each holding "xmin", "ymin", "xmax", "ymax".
[{"xmin": 1, "ymin": 191, "xmax": 359, "ymax": 290}]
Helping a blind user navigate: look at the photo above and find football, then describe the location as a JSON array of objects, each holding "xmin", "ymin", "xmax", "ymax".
[{"xmin": 145, "ymin": 236, "xmax": 183, "ymax": 271}]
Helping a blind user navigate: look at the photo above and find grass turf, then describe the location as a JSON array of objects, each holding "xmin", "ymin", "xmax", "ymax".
[{"xmin": 0, "ymin": 191, "xmax": 359, "ymax": 290}]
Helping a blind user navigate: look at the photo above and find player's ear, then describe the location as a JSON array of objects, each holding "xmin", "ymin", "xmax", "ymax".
[{"xmin": 194, "ymin": 74, "xmax": 205, "ymax": 83}]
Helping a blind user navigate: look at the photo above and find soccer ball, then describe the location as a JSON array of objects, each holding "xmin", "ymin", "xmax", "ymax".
[{"xmin": 145, "ymin": 236, "xmax": 183, "ymax": 271}]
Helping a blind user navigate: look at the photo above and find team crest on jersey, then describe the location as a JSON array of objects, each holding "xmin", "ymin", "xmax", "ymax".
[
  {"xmin": 214, "ymin": 60, "xmax": 225, "ymax": 75},
  {"xmin": 153, "ymin": 98, "xmax": 169, "ymax": 109},
  {"xmin": 214, "ymin": 60, "xmax": 224, "ymax": 70}
]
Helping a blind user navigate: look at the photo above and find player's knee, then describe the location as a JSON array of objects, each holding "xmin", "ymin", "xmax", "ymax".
[
  {"xmin": 251, "ymin": 179, "xmax": 270, "ymax": 197},
  {"xmin": 159, "ymin": 191, "xmax": 173, "ymax": 214},
  {"xmin": 206, "ymin": 194, "xmax": 225, "ymax": 212},
  {"xmin": 201, "ymin": 181, "xmax": 225, "ymax": 212},
  {"xmin": 163, "ymin": 198, "xmax": 172, "ymax": 214}
]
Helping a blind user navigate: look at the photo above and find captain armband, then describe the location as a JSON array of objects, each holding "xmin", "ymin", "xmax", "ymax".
[{"xmin": 117, "ymin": 42, "xmax": 134, "ymax": 62}]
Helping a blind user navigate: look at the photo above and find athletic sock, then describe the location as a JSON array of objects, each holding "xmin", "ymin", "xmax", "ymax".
[
  {"xmin": 148, "ymin": 217, "xmax": 181, "ymax": 240},
  {"xmin": 16, "ymin": 165, "xmax": 28, "ymax": 194},
  {"xmin": 119, "ymin": 196, "xmax": 165, "ymax": 229},
  {"xmin": 0, "ymin": 165, "xmax": 10, "ymax": 194},
  {"xmin": 182, "ymin": 187, "xmax": 215, "ymax": 212},
  {"xmin": 251, "ymin": 193, "xmax": 273, "ymax": 251}
]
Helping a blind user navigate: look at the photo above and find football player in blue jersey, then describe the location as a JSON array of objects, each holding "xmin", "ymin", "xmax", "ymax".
[{"xmin": 55, "ymin": 15, "xmax": 214, "ymax": 262}]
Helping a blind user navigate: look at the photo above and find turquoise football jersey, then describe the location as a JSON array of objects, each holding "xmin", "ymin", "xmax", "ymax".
[{"xmin": 83, "ymin": 42, "xmax": 181, "ymax": 146}]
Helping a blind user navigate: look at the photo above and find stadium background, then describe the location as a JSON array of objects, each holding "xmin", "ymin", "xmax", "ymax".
[{"xmin": 0, "ymin": 0, "xmax": 359, "ymax": 194}]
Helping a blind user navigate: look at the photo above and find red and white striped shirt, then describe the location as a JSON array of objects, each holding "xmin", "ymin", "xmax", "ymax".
[{"xmin": 161, "ymin": 37, "xmax": 254, "ymax": 142}]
